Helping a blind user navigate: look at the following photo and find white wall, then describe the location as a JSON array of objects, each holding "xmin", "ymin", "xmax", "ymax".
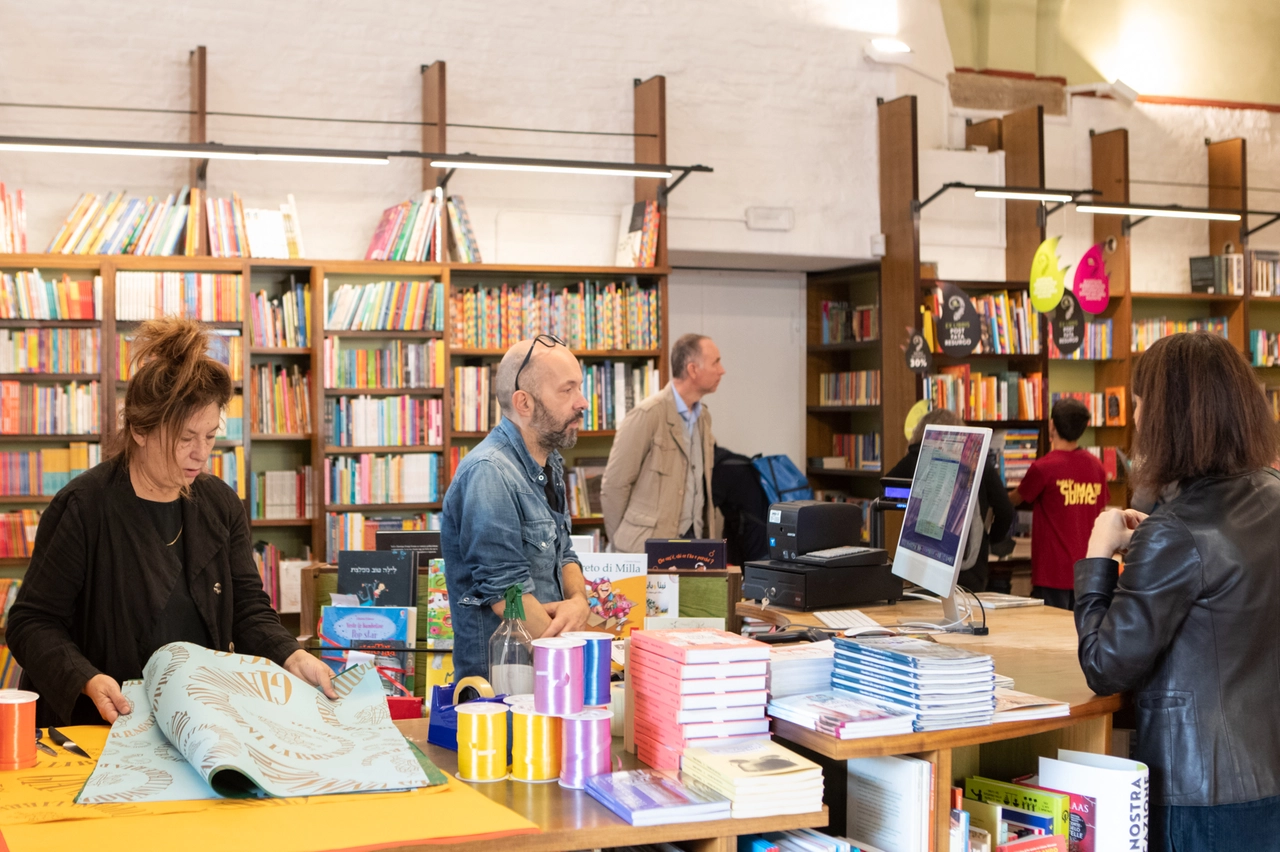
[{"xmin": 667, "ymin": 269, "xmax": 806, "ymax": 468}]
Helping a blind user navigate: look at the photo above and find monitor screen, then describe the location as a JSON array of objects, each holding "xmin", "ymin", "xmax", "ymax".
[
  {"xmin": 880, "ymin": 477, "xmax": 913, "ymax": 501},
  {"xmin": 892, "ymin": 425, "xmax": 991, "ymax": 598}
]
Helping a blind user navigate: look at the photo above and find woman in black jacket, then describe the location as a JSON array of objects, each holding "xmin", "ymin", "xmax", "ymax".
[
  {"xmin": 1076, "ymin": 332, "xmax": 1280, "ymax": 850},
  {"xmin": 886, "ymin": 408, "xmax": 1014, "ymax": 592},
  {"xmin": 8, "ymin": 318, "xmax": 335, "ymax": 726}
]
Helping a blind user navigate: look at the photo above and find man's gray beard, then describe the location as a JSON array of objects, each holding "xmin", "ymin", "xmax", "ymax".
[{"xmin": 532, "ymin": 396, "xmax": 580, "ymax": 453}]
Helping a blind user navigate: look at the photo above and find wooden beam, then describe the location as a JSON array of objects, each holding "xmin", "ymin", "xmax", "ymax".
[
  {"xmin": 964, "ymin": 118, "xmax": 1002, "ymax": 151},
  {"xmin": 188, "ymin": 46, "xmax": 209, "ymax": 256},
  {"xmin": 634, "ymin": 75, "xmax": 668, "ymax": 270},
  {"xmin": 1207, "ymin": 138, "xmax": 1247, "ymax": 350},
  {"xmin": 422, "ymin": 62, "xmax": 447, "ymax": 191},
  {"xmin": 1001, "ymin": 106, "xmax": 1044, "ymax": 281},
  {"xmin": 877, "ymin": 96, "xmax": 919, "ymax": 469},
  {"xmin": 1091, "ymin": 129, "xmax": 1132, "ymax": 458}
]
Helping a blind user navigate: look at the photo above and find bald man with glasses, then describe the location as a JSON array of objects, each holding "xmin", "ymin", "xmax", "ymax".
[{"xmin": 440, "ymin": 335, "xmax": 593, "ymax": 681}]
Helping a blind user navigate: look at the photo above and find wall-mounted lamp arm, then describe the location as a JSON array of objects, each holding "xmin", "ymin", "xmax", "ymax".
[{"xmin": 1247, "ymin": 212, "xmax": 1280, "ymax": 238}]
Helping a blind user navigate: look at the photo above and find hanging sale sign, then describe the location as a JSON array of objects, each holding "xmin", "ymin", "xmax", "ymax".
[
  {"xmin": 1073, "ymin": 243, "xmax": 1111, "ymax": 314},
  {"xmin": 904, "ymin": 331, "xmax": 934, "ymax": 374},
  {"xmin": 936, "ymin": 282, "xmax": 981, "ymax": 356},
  {"xmin": 1051, "ymin": 289, "xmax": 1085, "ymax": 356},
  {"xmin": 1029, "ymin": 237, "xmax": 1067, "ymax": 313}
]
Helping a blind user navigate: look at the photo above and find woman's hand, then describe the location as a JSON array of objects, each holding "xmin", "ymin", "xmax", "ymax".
[
  {"xmin": 283, "ymin": 649, "xmax": 338, "ymax": 700},
  {"xmin": 84, "ymin": 673, "xmax": 132, "ymax": 723},
  {"xmin": 1086, "ymin": 508, "xmax": 1149, "ymax": 559}
]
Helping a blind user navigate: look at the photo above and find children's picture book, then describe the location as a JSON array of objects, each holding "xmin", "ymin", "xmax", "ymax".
[
  {"xmin": 646, "ymin": 573, "xmax": 679, "ymax": 618},
  {"xmin": 578, "ymin": 552, "xmax": 647, "ymax": 636},
  {"xmin": 320, "ymin": 606, "xmax": 416, "ymax": 649},
  {"xmin": 422, "ymin": 557, "xmax": 453, "ymax": 649},
  {"xmin": 337, "ymin": 549, "xmax": 414, "ymax": 608},
  {"xmin": 585, "ymin": 768, "xmax": 731, "ymax": 825}
]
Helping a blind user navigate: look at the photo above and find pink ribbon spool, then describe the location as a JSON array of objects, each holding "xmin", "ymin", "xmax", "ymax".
[
  {"xmin": 532, "ymin": 637, "xmax": 585, "ymax": 717},
  {"xmin": 558, "ymin": 708, "xmax": 613, "ymax": 789}
]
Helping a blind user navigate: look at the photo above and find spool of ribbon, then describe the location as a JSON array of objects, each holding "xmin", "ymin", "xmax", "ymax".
[
  {"xmin": 455, "ymin": 703, "xmax": 508, "ymax": 783},
  {"xmin": 562, "ymin": 632, "xmax": 611, "ymax": 707},
  {"xmin": 452, "ymin": 676, "xmax": 496, "ymax": 707},
  {"xmin": 559, "ymin": 708, "xmax": 613, "ymax": 789},
  {"xmin": 502, "ymin": 693, "xmax": 535, "ymax": 706},
  {"xmin": 532, "ymin": 637, "xmax": 585, "ymax": 717},
  {"xmin": 510, "ymin": 702, "xmax": 562, "ymax": 783},
  {"xmin": 0, "ymin": 690, "xmax": 37, "ymax": 771}
]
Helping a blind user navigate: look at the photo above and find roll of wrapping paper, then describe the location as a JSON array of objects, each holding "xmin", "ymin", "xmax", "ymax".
[
  {"xmin": 455, "ymin": 703, "xmax": 508, "ymax": 783},
  {"xmin": 559, "ymin": 708, "xmax": 613, "ymax": 789},
  {"xmin": 510, "ymin": 702, "xmax": 562, "ymax": 783},
  {"xmin": 0, "ymin": 690, "xmax": 37, "ymax": 771},
  {"xmin": 532, "ymin": 636, "xmax": 585, "ymax": 716},
  {"xmin": 561, "ymin": 632, "xmax": 611, "ymax": 707}
]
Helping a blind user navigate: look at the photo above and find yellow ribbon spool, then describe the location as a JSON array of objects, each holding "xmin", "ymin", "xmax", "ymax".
[
  {"xmin": 455, "ymin": 703, "xmax": 508, "ymax": 783},
  {"xmin": 511, "ymin": 703, "xmax": 562, "ymax": 783}
]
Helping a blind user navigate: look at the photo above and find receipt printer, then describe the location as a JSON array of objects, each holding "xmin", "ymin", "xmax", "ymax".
[{"xmin": 768, "ymin": 500, "xmax": 861, "ymax": 561}]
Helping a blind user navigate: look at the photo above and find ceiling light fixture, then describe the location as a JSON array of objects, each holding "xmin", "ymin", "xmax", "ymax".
[
  {"xmin": 972, "ymin": 187, "xmax": 1075, "ymax": 203},
  {"xmin": 427, "ymin": 154, "xmax": 679, "ymax": 179},
  {"xmin": 870, "ymin": 38, "xmax": 912, "ymax": 54},
  {"xmin": 0, "ymin": 135, "xmax": 391, "ymax": 165},
  {"xmin": 1074, "ymin": 203, "xmax": 1240, "ymax": 222}
]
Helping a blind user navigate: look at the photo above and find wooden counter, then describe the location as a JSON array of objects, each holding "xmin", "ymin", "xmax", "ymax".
[
  {"xmin": 398, "ymin": 718, "xmax": 828, "ymax": 852},
  {"xmin": 736, "ymin": 599, "xmax": 1122, "ymax": 851}
]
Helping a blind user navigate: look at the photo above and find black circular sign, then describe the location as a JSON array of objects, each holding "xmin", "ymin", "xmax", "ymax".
[
  {"xmin": 937, "ymin": 283, "xmax": 981, "ymax": 357},
  {"xmin": 1052, "ymin": 289, "xmax": 1084, "ymax": 356},
  {"xmin": 905, "ymin": 332, "xmax": 934, "ymax": 374}
]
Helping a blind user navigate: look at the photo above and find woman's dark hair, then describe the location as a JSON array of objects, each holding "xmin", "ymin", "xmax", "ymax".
[
  {"xmin": 109, "ymin": 317, "xmax": 233, "ymax": 476},
  {"xmin": 1131, "ymin": 331, "xmax": 1277, "ymax": 492}
]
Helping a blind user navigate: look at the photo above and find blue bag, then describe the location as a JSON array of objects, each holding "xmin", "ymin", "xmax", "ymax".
[{"xmin": 751, "ymin": 454, "xmax": 813, "ymax": 504}]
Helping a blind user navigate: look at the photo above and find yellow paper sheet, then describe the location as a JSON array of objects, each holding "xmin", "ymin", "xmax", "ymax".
[{"xmin": 0, "ymin": 727, "xmax": 540, "ymax": 852}]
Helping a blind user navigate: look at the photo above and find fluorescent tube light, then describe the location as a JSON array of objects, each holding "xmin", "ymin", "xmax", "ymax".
[
  {"xmin": 1075, "ymin": 203, "xmax": 1240, "ymax": 222},
  {"xmin": 870, "ymin": 38, "xmax": 911, "ymax": 54},
  {"xmin": 429, "ymin": 154, "xmax": 673, "ymax": 179},
  {"xmin": 0, "ymin": 136, "xmax": 390, "ymax": 165},
  {"xmin": 974, "ymin": 188, "xmax": 1074, "ymax": 203}
]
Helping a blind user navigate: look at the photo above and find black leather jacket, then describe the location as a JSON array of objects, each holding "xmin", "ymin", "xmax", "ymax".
[{"xmin": 1075, "ymin": 469, "xmax": 1280, "ymax": 807}]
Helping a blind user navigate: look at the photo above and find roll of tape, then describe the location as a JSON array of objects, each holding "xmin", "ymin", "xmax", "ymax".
[{"xmin": 453, "ymin": 676, "xmax": 496, "ymax": 706}]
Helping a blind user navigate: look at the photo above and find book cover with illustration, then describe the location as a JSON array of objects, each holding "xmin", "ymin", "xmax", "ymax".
[
  {"xmin": 423, "ymin": 557, "xmax": 453, "ymax": 650},
  {"xmin": 579, "ymin": 552, "xmax": 646, "ymax": 636},
  {"xmin": 646, "ymin": 573, "xmax": 679, "ymax": 619}
]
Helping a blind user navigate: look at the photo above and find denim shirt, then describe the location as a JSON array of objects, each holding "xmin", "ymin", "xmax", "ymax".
[{"xmin": 441, "ymin": 417, "xmax": 579, "ymax": 681}]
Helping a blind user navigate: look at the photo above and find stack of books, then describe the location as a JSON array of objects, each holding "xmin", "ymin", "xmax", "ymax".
[
  {"xmin": 0, "ymin": 183, "xmax": 26, "ymax": 253},
  {"xmin": 250, "ymin": 281, "xmax": 311, "ymax": 348},
  {"xmin": 831, "ymin": 636, "xmax": 995, "ymax": 731},
  {"xmin": 324, "ymin": 395, "xmax": 443, "ymax": 447},
  {"xmin": 818, "ymin": 371, "xmax": 880, "ymax": 406},
  {"xmin": 679, "ymin": 738, "xmax": 824, "ymax": 818},
  {"xmin": 0, "ymin": 272, "xmax": 100, "ymax": 320},
  {"xmin": 0, "ymin": 510, "xmax": 39, "ymax": 557},
  {"xmin": 325, "ymin": 512, "xmax": 438, "ymax": 559},
  {"xmin": 0, "ymin": 381, "xmax": 99, "ymax": 435},
  {"xmin": 580, "ymin": 359, "xmax": 660, "ymax": 431},
  {"xmin": 324, "ymin": 279, "xmax": 445, "ymax": 332},
  {"xmin": 323, "ymin": 453, "xmax": 440, "ymax": 505},
  {"xmin": 766, "ymin": 640, "xmax": 835, "ymax": 698},
  {"xmin": 365, "ymin": 189, "xmax": 445, "ymax": 262},
  {"xmin": 767, "ymin": 691, "xmax": 913, "ymax": 739},
  {"xmin": 584, "ymin": 769, "xmax": 730, "ymax": 825},
  {"xmin": 0, "ymin": 328, "xmax": 100, "ymax": 374},
  {"xmin": 1251, "ymin": 249, "xmax": 1280, "ymax": 296},
  {"xmin": 450, "ymin": 280, "xmax": 661, "ymax": 351},
  {"xmin": 0, "ymin": 444, "xmax": 99, "ymax": 495},
  {"xmin": 47, "ymin": 188, "xmax": 200, "ymax": 256},
  {"xmin": 1131, "ymin": 315, "xmax": 1228, "ymax": 353},
  {"xmin": 324, "ymin": 339, "xmax": 445, "ymax": 390},
  {"xmin": 241, "ymin": 196, "xmax": 306, "ymax": 259},
  {"xmin": 250, "ymin": 466, "xmax": 315, "ymax": 520},
  {"xmin": 627, "ymin": 628, "xmax": 770, "ymax": 771},
  {"xmin": 832, "ymin": 433, "xmax": 882, "ymax": 471},
  {"xmin": 249, "ymin": 364, "xmax": 313, "ymax": 434},
  {"xmin": 115, "ymin": 271, "xmax": 243, "ymax": 322},
  {"xmin": 208, "ymin": 447, "xmax": 246, "ymax": 497},
  {"xmin": 819, "ymin": 300, "xmax": 878, "ymax": 344},
  {"xmin": 997, "ymin": 428, "xmax": 1039, "ymax": 488},
  {"xmin": 450, "ymin": 364, "xmax": 498, "ymax": 432},
  {"xmin": 614, "ymin": 200, "xmax": 660, "ymax": 268},
  {"xmin": 924, "ymin": 366, "xmax": 1043, "ymax": 422},
  {"xmin": 1189, "ymin": 254, "xmax": 1245, "ymax": 295},
  {"xmin": 993, "ymin": 689, "xmax": 1069, "ymax": 723},
  {"xmin": 446, "ymin": 196, "xmax": 482, "ymax": 263},
  {"xmin": 922, "ymin": 287, "xmax": 1040, "ymax": 355}
]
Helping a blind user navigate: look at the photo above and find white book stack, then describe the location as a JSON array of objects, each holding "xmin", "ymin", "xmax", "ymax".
[
  {"xmin": 679, "ymin": 738, "xmax": 824, "ymax": 819},
  {"xmin": 767, "ymin": 640, "xmax": 836, "ymax": 698}
]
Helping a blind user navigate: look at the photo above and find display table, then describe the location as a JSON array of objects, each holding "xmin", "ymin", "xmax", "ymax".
[
  {"xmin": 400, "ymin": 718, "xmax": 828, "ymax": 852},
  {"xmin": 737, "ymin": 599, "xmax": 1123, "ymax": 851}
]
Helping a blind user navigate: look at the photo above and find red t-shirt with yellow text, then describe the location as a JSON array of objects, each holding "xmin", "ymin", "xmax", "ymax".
[{"xmin": 1019, "ymin": 449, "xmax": 1110, "ymax": 589}]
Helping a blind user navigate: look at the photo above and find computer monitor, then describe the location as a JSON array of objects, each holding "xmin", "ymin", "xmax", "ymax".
[{"xmin": 891, "ymin": 424, "xmax": 992, "ymax": 630}]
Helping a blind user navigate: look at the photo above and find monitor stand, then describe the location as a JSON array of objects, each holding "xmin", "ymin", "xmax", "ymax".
[{"xmin": 896, "ymin": 591, "xmax": 975, "ymax": 633}]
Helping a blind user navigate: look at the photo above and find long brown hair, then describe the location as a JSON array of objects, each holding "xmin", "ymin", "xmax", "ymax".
[
  {"xmin": 110, "ymin": 317, "xmax": 233, "ymax": 480},
  {"xmin": 1131, "ymin": 331, "xmax": 1277, "ymax": 492}
]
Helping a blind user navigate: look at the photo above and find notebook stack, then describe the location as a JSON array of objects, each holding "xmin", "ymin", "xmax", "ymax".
[
  {"xmin": 584, "ymin": 768, "xmax": 731, "ymax": 825},
  {"xmin": 766, "ymin": 640, "xmax": 836, "ymax": 699},
  {"xmin": 767, "ymin": 691, "xmax": 914, "ymax": 739},
  {"xmin": 831, "ymin": 636, "xmax": 995, "ymax": 731},
  {"xmin": 628, "ymin": 629, "xmax": 771, "ymax": 771},
  {"xmin": 679, "ymin": 738, "xmax": 824, "ymax": 818}
]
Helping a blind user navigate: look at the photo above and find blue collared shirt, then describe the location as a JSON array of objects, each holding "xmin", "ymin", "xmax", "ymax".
[
  {"xmin": 440, "ymin": 417, "xmax": 579, "ymax": 681},
  {"xmin": 672, "ymin": 387, "xmax": 702, "ymax": 443}
]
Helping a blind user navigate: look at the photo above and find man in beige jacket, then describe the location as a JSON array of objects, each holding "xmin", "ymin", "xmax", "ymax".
[{"xmin": 601, "ymin": 334, "xmax": 724, "ymax": 552}]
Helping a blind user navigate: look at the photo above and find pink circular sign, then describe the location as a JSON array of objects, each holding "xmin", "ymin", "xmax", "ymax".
[{"xmin": 1073, "ymin": 244, "xmax": 1110, "ymax": 314}]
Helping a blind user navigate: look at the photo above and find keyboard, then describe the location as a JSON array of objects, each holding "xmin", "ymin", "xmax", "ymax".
[
  {"xmin": 791, "ymin": 545, "xmax": 887, "ymax": 567},
  {"xmin": 815, "ymin": 608, "xmax": 881, "ymax": 631}
]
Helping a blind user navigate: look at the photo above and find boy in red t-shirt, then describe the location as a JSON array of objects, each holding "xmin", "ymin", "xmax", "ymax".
[{"xmin": 1009, "ymin": 399, "xmax": 1109, "ymax": 610}]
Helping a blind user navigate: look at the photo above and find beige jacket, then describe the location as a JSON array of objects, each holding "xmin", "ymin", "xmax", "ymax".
[{"xmin": 601, "ymin": 384, "xmax": 717, "ymax": 553}]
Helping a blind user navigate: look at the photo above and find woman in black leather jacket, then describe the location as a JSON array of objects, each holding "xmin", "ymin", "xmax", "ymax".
[{"xmin": 1075, "ymin": 332, "xmax": 1280, "ymax": 851}]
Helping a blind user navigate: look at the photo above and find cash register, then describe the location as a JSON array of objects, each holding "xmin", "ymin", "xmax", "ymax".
[{"xmin": 742, "ymin": 500, "xmax": 902, "ymax": 610}]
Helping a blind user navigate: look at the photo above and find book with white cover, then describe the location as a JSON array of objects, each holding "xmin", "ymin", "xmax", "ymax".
[
  {"xmin": 1038, "ymin": 750, "xmax": 1148, "ymax": 852},
  {"xmin": 846, "ymin": 754, "xmax": 932, "ymax": 852},
  {"xmin": 768, "ymin": 691, "xmax": 914, "ymax": 738},
  {"xmin": 993, "ymin": 688, "xmax": 1070, "ymax": 722}
]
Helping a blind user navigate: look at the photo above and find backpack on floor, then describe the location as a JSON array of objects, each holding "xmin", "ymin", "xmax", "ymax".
[
  {"xmin": 711, "ymin": 445, "xmax": 771, "ymax": 564},
  {"xmin": 751, "ymin": 454, "xmax": 814, "ymax": 505}
]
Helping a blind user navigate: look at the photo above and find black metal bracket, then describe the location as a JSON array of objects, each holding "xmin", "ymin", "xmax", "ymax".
[
  {"xmin": 1248, "ymin": 212, "xmax": 1280, "ymax": 237},
  {"xmin": 437, "ymin": 168, "xmax": 457, "ymax": 192},
  {"xmin": 913, "ymin": 182, "xmax": 965, "ymax": 216},
  {"xmin": 1121, "ymin": 215, "xmax": 1151, "ymax": 236},
  {"xmin": 194, "ymin": 158, "xmax": 209, "ymax": 189},
  {"xmin": 656, "ymin": 165, "xmax": 710, "ymax": 209}
]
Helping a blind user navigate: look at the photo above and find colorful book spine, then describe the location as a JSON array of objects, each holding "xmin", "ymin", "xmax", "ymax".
[
  {"xmin": 0, "ymin": 272, "xmax": 100, "ymax": 320},
  {"xmin": 0, "ymin": 381, "xmax": 99, "ymax": 435},
  {"xmin": 1131, "ymin": 315, "xmax": 1228, "ymax": 353},
  {"xmin": 579, "ymin": 359, "xmax": 660, "ymax": 431},
  {"xmin": 364, "ymin": 194, "xmax": 440, "ymax": 262},
  {"xmin": 924, "ymin": 370, "xmax": 1044, "ymax": 421},
  {"xmin": 250, "ymin": 466, "xmax": 315, "ymax": 520},
  {"xmin": 323, "ymin": 339, "xmax": 445, "ymax": 389},
  {"xmin": 0, "ymin": 443, "xmax": 99, "ymax": 495},
  {"xmin": 250, "ymin": 280, "xmax": 311, "ymax": 348},
  {"xmin": 450, "ymin": 365, "xmax": 497, "ymax": 433},
  {"xmin": 1050, "ymin": 392, "xmax": 1106, "ymax": 427},
  {"xmin": 0, "ymin": 329, "xmax": 100, "ymax": 374},
  {"xmin": 323, "ymin": 453, "xmax": 440, "ymax": 506},
  {"xmin": 114, "ymin": 271, "xmax": 243, "ymax": 322},
  {"xmin": 0, "ymin": 510, "xmax": 40, "ymax": 557},
  {"xmin": 208, "ymin": 446, "xmax": 246, "ymax": 497},
  {"xmin": 1048, "ymin": 319, "xmax": 1113, "ymax": 360},
  {"xmin": 323, "ymin": 396, "xmax": 443, "ymax": 447},
  {"xmin": 324, "ymin": 279, "xmax": 445, "ymax": 332},
  {"xmin": 249, "ymin": 364, "xmax": 313, "ymax": 435},
  {"xmin": 323, "ymin": 511, "xmax": 439, "ymax": 560},
  {"xmin": 926, "ymin": 287, "xmax": 1041, "ymax": 355},
  {"xmin": 0, "ymin": 183, "xmax": 27, "ymax": 254},
  {"xmin": 120, "ymin": 331, "xmax": 242, "ymax": 381},
  {"xmin": 818, "ymin": 371, "xmax": 880, "ymax": 406},
  {"xmin": 449, "ymin": 280, "xmax": 660, "ymax": 351},
  {"xmin": 819, "ymin": 301, "xmax": 879, "ymax": 344},
  {"xmin": 832, "ymin": 433, "xmax": 882, "ymax": 471}
]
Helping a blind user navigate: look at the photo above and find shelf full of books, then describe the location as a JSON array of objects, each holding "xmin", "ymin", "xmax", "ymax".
[
  {"xmin": 922, "ymin": 287, "xmax": 1042, "ymax": 356},
  {"xmin": 1131, "ymin": 315, "xmax": 1228, "ymax": 353},
  {"xmin": 0, "ymin": 271, "xmax": 100, "ymax": 320},
  {"xmin": 817, "ymin": 371, "xmax": 881, "ymax": 407},
  {"xmin": 922, "ymin": 367, "xmax": 1044, "ymax": 422}
]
